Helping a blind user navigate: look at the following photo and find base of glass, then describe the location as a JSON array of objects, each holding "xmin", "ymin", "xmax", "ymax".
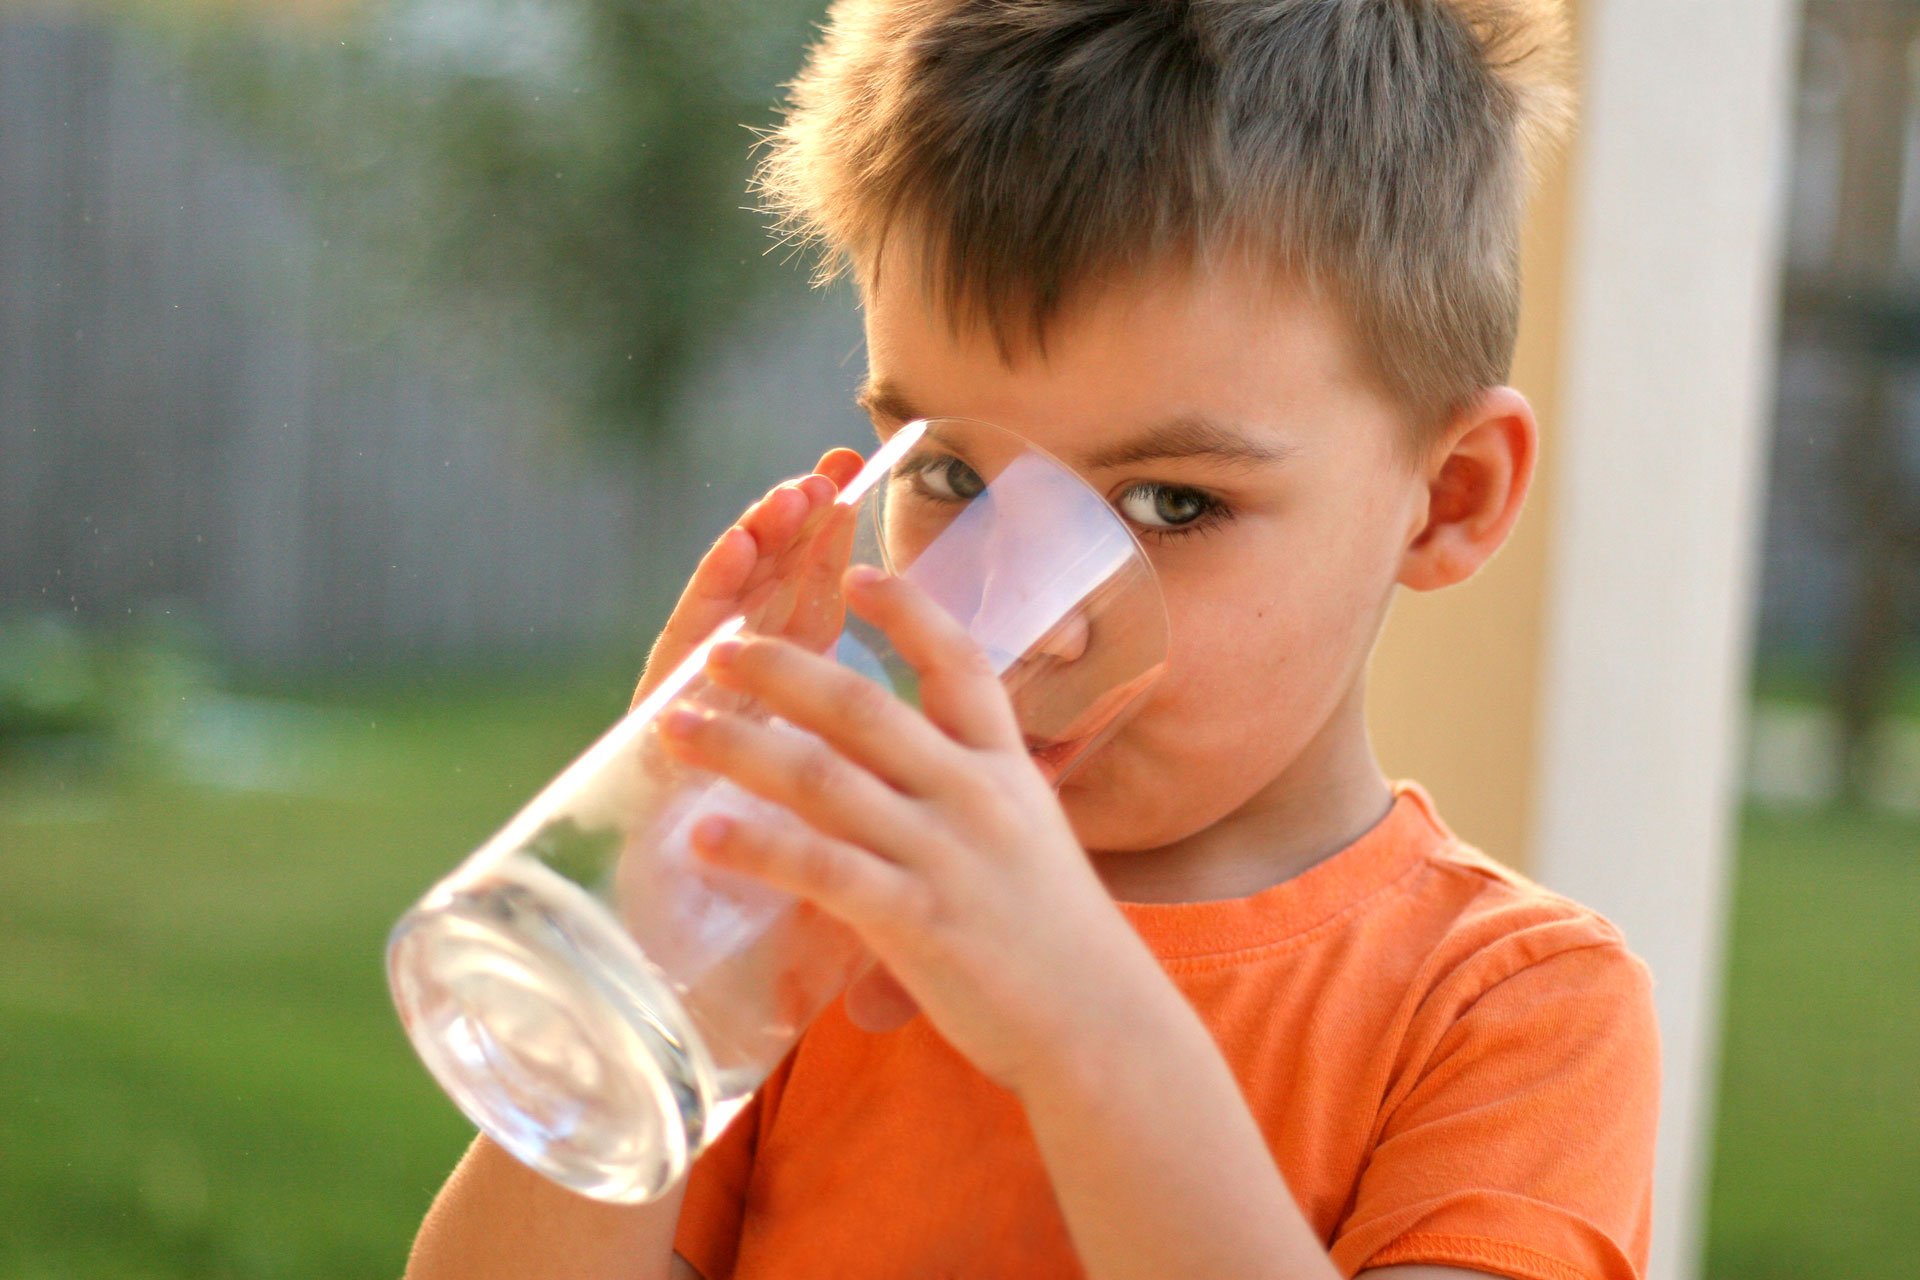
[{"xmin": 387, "ymin": 861, "xmax": 721, "ymax": 1203}]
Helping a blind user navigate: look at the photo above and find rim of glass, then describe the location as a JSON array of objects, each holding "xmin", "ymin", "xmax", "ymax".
[{"xmin": 835, "ymin": 414, "xmax": 1173, "ymax": 642}]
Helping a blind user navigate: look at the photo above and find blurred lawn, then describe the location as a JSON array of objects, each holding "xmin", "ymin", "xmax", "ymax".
[
  {"xmin": 1705, "ymin": 802, "xmax": 1920, "ymax": 1280},
  {"xmin": 0, "ymin": 665, "xmax": 635, "ymax": 1280},
  {"xmin": 1, "ymin": 671, "xmax": 1915, "ymax": 1278}
]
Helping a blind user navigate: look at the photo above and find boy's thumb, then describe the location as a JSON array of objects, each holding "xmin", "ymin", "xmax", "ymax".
[{"xmin": 843, "ymin": 963, "xmax": 920, "ymax": 1034}]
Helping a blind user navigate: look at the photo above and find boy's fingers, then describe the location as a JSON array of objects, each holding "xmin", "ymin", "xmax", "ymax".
[
  {"xmin": 635, "ymin": 527, "xmax": 753, "ymax": 701},
  {"xmin": 792, "ymin": 472, "xmax": 840, "ymax": 507},
  {"xmin": 662, "ymin": 704, "xmax": 929, "ymax": 866},
  {"xmin": 752, "ymin": 495, "xmax": 852, "ymax": 644},
  {"xmin": 843, "ymin": 963, "xmax": 921, "ymax": 1033},
  {"xmin": 767, "ymin": 451, "xmax": 864, "ymax": 649},
  {"xmin": 689, "ymin": 813, "xmax": 926, "ymax": 943},
  {"xmin": 634, "ymin": 457, "xmax": 862, "ymax": 708},
  {"xmin": 739, "ymin": 483, "xmax": 811, "ymax": 554},
  {"xmin": 703, "ymin": 633, "xmax": 965, "ymax": 798},
  {"xmin": 785, "ymin": 502, "xmax": 860, "ymax": 653},
  {"xmin": 634, "ymin": 495, "xmax": 782, "ymax": 706},
  {"xmin": 688, "ymin": 526, "xmax": 756, "ymax": 600},
  {"xmin": 725, "ymin": 477, "xmax": 839, "ymax": 626},
  {"xmin": 844, "ymin": 569, "xmax": 1024, "ymax": 754},
  {"xmin": 814, "ymin": 448, "xmax": 865, "ymax": 490}
]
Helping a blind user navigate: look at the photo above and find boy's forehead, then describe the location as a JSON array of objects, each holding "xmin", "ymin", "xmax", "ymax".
[
  {"xmin": 857, "ymin": 246, "xmax": 1388, "ymax": 468},
  {"xmin": 856, "ymin": 374, "xmax": 1298, "ymax": 475}
]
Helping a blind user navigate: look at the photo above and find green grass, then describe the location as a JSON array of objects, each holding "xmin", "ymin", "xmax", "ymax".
[
  {"xmin": 0, "ymin": 664, "xmax": 637, "ymax": 1280},
  {"xmin": 0, "ymin": 668, "xmax": 1914, "ymax": 1277},
  {"xmin": 1703, "ymin": 804, "xmax": 1920, "ymax": 1280},
  {"xmin": 1750, "ymin": 648, "xmax": 1920, "ymax": 719}
]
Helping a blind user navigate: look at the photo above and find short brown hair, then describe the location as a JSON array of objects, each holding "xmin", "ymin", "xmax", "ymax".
[{"xmin": 753, "ymin": 0, "xmax": 1574, "ymax": 439}]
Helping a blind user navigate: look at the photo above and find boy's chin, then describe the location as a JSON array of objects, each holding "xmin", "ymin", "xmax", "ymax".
[
  {"xmin": 1054, "ymin": 776, "xmax": 1132, "ymax": 850},
  {"xmin": 1041, "ymin": 745, "xmax": 1164, "ymax": 850}
]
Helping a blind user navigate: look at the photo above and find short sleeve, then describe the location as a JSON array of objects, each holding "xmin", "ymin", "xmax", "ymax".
[
  {"xmin": 671, "ymin": 1045, "xmax": 799, "ymax": 1280},
  {"xmin": 1328, "ymin": 940, "xmax": 1661, "ymax": 1280}
]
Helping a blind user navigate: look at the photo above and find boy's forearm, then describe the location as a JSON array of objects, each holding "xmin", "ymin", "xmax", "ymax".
[
  {"xmin": 1015, "ymin": 959, "xmax": 1343, "ymax": 1280},
  {"xmin": 406, "ymin": 1133, "xmax": 689, "ymax": 1280}
]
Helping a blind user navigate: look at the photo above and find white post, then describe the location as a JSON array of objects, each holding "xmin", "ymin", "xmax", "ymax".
[{"xmin": 1531, "ymin": 2, "xmax": 1802, "ymax": 1279}]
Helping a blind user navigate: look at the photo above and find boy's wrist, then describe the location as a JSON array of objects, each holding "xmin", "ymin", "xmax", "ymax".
[
  {"xmin": 1008, "ymin": 940, "xmax": 1332, "ymax": 1280},
  {"xmin": 1007, "ymin": 929, "xmax": 1199, "ymax": 1111}
]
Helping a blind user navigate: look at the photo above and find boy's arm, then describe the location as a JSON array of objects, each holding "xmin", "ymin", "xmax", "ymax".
[
  {"xmin": 404, "ymin": 1133, "xmax": 691, "ymax": 1280},
  {"xmin": 1013, "ymin": 946, "xmax": 1344, "ymax": 1280},
  {"xmin": 1021, "ymin": 925, "xmax": 1657, "ymax": 1280},
  {"xmin": 1018, "ymin": 969, "xmax": 1508, "ymax": 1280}
]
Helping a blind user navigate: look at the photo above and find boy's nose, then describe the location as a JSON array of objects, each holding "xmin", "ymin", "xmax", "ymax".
[
  {"xmin": 967, "ymin": 549, "xmax": 1101, "ymax": 672},
  {"xmin": 960, "ymin": 455, "xmax": 1118, "ymax": 671},
  {"xmin": 1033, "ymin": 607, "xmax": 1091, "ymax": 663}
]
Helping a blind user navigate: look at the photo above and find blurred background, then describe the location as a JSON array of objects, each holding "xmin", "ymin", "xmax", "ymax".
[{"xmin": 0, "ymin": 1, "xmax": 1913, "ymax": 1277}]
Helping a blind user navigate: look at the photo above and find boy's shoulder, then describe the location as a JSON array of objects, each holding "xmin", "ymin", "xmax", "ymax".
[
  {"xmin": 1386, "ymin": 780, "xmax": 1654, "ymax": 1022},
  {"xmin": 1318, "ymin": 787, "xmax": 1661, "ymax": 1280}
]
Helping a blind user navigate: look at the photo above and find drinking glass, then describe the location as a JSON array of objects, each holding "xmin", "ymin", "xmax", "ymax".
[{"xmin": 386, "ymin": 417, "xmax": 1169, "ymax": 1203}]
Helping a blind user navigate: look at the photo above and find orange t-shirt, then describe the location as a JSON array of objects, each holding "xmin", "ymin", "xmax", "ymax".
[{"xmin": 672, "ymin": 779, "xmax": 1660, "ymax": 1280}]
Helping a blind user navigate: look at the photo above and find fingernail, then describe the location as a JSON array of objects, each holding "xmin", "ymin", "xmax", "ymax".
[
  {"xmin": 664, "ymin": 706, "xmax": 702, "ymax": 738},
  {"xmin": 708, "ymin": 637, "xmax": 745, "ymax": 668},
  {"xmin": 692, "ymin": 815, "xmax": 732, "ymax": 847},
  {"xmin": 847, "ymin": 565, "xmax": 885, "ymax": 589}
]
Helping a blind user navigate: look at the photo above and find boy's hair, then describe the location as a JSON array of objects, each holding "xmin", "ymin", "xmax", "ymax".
[{"xmin": 753, "ymin": 0, "xmax": 1574, "ymax": 443}]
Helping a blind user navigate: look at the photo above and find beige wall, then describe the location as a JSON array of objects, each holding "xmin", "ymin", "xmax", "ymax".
[
  {"xmin": 1368, "ymin": 3, "xmax": 1800, "ymax": 1278},
  {"xmin": 1365, "ymin": 109, "xmax": 1576, "ymax": 874}
]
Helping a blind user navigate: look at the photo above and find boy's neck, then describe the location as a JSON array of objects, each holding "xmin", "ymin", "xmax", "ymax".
[{"xmin": 1089, "ymin": 677, "xmax": 1394, "ymax": 906}]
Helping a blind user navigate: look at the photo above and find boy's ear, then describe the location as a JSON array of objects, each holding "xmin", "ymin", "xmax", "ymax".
[{"xmin": 1395, "ymin": 385, "xmax": 1538, "ymax": 593}]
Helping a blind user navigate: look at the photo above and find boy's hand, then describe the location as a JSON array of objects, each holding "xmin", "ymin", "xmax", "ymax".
[
  {"xmin": 632, "ymin": 447, "xmax": 868, "ymax": 710},
  {"xmin": 655, "ymin": 564, "xmax": 1170, "ymax": 1099}
]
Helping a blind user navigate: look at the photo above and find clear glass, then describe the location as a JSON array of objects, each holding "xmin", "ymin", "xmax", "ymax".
[{"xmin": 386, "ymin": 417, "xmax": 1170, "ymax": 1203}]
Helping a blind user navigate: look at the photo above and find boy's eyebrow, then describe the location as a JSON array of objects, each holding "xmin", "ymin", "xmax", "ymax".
[
  {"xmin": 855, "ymin": 379, "xmax": 924, "ymax": 428},
  {"xmin": 855, "ymin": 378, "xmax": 1296, "ymax": 471},
  {"xmin": 1075, "ymin": 417, "xmax": 1297, "ymax": 471}
]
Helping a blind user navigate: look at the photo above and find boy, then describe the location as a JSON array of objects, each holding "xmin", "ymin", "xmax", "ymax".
[{"xmin": 407, "ymin": 1, "xmax": 1659, "ymax": 1277}]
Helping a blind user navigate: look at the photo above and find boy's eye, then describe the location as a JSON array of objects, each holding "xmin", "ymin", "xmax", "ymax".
[
  {"xmin": 905, "ymin": 454, "xmax": 987, "ymax": 501},
  {"xmin": 1116, "ymin": 483, "xmax": 1216, "ymax": 532}
]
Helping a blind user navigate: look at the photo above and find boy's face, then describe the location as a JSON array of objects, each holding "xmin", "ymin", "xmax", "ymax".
[{"xmin": 858, "ymin": 247, "xmax": 1427, "ymax": 858}]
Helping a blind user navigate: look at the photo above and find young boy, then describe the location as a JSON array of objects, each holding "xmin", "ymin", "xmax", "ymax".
[{"xmin": 407, "ymin": 1, "xmax": 1659, "ymax": 1277}]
